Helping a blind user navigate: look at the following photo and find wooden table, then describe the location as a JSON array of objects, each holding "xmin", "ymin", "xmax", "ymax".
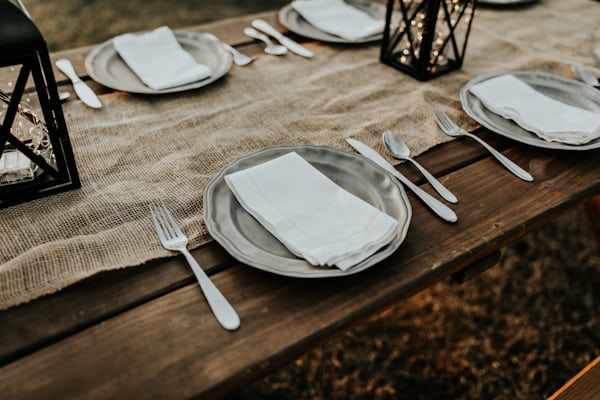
[
  {"xmin": 548, "ymin": 356, "xmax": 600, "ymax": 400},
  {"xmin": 1, "ymin": 10, "xmax": 599, "ymax": 400}
]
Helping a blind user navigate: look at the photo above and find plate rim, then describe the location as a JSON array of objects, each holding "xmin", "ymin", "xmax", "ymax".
[
  {"xmin": 460, "ymin": 70, "xmax": 600, "ymax": 151},
  {"xmin": 85, "ymin": 30, "xmax": 232, "ymax": 95},
  {"xmin": 203, "ymin": 144, "xmax": 412, "ymax": 278}
]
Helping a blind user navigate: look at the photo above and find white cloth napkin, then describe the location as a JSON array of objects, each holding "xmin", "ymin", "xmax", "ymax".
[
  {"xmin": 113, "ymin": 26, "xmax": 212, "ymax": 90},
  {"xmin": 224, "ymin": 152, "xmax": 399, "ymax": 271},
  {"xmin": 291, "ymin": 0, "xmax": 384, "ymax": 41},
  {"xmin": 469, "ymin": 74, "xmax": 600, "ymax": 145}
]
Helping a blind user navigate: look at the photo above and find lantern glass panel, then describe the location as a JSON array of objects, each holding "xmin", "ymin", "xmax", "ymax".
[
  {"xmin": 381, "ymin": 0, "xmax": 477, "ymax": 80},
  {"xmin": 1, "ymin": 70, "xmax": 55, "ymax": 186},
  {"xmin": 0, "ymin": 0, "xmax": 80, "ymax": 208}
]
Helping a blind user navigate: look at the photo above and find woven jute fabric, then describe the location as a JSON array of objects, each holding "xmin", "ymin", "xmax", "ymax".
[{"xmin": 1, "ymin": 0, "xmax": 598, "ymax": 310}]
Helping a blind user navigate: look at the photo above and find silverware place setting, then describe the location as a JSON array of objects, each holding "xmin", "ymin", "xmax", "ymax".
[
  {"xmin": 382, "ymin": 130, "xmax": 458, "ymax": 204},
  {"xmin": 432, "ymin": 106, "xmax": 534, "ymax": 182},
  {"xmin": 251, "ymin": 19, "xmax": 313, "ymax": 58},
  {"xmin": 346, "ymin": 138, "xmax": 458, "ymax": 223},
  {"xmin": 243, "ymin": 27, "xmax": 287, "ymax": 56},
  {"xmin": 55, "ymin": 58, "xmax": 102, "ymax": 109},
  {"xmin": 150, "ymin": 203, "xmax": 240, "ymax": 331}
]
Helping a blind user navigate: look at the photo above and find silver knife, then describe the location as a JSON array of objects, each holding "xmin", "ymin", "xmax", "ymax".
[
  {"xmin": 346, "ymin": 138, "xmax": 458, "ymax": 223},
  {"xmin": 251, "ymin": 19, "xmax": 314, "ymax": 58},
  {"xmin": 55, "ymin": 58, "xmax": 102, "ymax": 109}
]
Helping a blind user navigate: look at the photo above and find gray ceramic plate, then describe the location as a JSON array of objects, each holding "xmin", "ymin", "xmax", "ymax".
[
  {"xmin": 278, "ymin": 0, "xmax": 385, "ymax": 44},
  {"xmin": 85, "ymin": 31, "xmax": 232, "ymax": 94},
  {"xmin": 461, "ymin": 71, "xmax": 600, "ymax": 151},
  {"xmin": 204, "ymin": 145, "xmax": 412, "ymax": 278}
]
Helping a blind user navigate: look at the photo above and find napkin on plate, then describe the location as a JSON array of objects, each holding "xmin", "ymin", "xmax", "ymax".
[
  {"xmin": 469, "ymin": 74, "xmax": 600, "ymax": 145},
  {"xmin": 224, "ymin": 152, "xmax": 399, "ymax": 271},
  {"xmin": 291, "ymin": 0, "xmax": 384, "ymax": 41},
  {"xmin": 113, "ymin": 26, "xmax": 212, "ymax": 90}
]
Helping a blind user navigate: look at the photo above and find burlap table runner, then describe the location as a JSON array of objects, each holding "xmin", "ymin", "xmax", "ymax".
[{"xmin": 1, "ymin": 0, "xmax": 598, "ymax": 310}]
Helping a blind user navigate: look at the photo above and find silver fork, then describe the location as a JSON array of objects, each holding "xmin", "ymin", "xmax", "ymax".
[
  {"xmin": 150, "ymin": 203, "xmax": 240, "ymax": 331},
  {"xmin": 572, "ymin": 65, "xmax": 600, "ymax": 87},
  {"xmin": 432, "ymin": 106, "xmax": 534, "ymax": 182}
]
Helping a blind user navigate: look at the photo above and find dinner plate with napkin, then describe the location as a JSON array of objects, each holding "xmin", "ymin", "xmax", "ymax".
[
  {"xmin": 113, "ymin": 26, "xmax": 212, "ymax": 91},
  {"xmin": 468, "ymin": 74, "xmax": 600, "ymax": 145},
  {"xmin": 86, "ymin": 26, "xmax": 231, "ymax": 94},
  {"xmin": 204, "ymin": 145, "xmax": 411, "ymax": 278},
  {"xmin": 460, "ymin": 71, "xmax": 600, "ymax": 150},
  {"xmin": 287, "ymin": 0, "xmax": 385, "ymax": 42},
  {"xmin": 224, "ymin": 152, "xmax": 399, "ymax": 271}
]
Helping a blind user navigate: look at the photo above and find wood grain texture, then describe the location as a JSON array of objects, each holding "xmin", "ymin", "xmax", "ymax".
[
  {"xmin": 1, "ymin": 144, "xmax": 598, "ymax": 400},
  {"xmin": 0, "ymin": 129, "xmax": 517, "ymax": 366},
  {"xmin": 2, "ymin": 10, "xmax": 600, "ymax": 400},
  {"xmin": 548, "ymin": 356, "xmax": 600, "ymax": 400},
  {"xmin": 584, "ymin": 195, "xmax": 600, "ymax": 251}
]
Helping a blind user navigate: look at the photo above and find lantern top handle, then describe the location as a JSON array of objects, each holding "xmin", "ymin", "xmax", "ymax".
[{"xmin": 0, "ymin": 1, "xmax": 43, "ymax": 52}]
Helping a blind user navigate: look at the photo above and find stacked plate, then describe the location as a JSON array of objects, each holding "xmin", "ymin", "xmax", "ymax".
[{"xmin": 461, "ymin": 71, "xmax": 600, "ymax": 151}]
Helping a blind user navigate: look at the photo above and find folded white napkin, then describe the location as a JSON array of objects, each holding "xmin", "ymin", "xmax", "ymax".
[
  {"xmin": 113, "ymin": 26, "xmax": 212, "ymax": 90},
  {"xmin": 469, "ymin": 74, "xmax": 600, "ymax": 145},
  {"xmin": 225, "ymin": 152, "xmax": 399, "ymax": 271},
  {"xmin": 291, "ymin": 0, "xmax": 384, "ymax": 41}
]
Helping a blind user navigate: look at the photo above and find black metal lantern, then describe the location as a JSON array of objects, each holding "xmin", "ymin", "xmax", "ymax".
[
  {"xmin": 380, "ymin": 0, "xmax": 477, "ymax": 81},
  {"xmin": 0, "ymin": 0, "xmax": 80, "ymax": 208}
]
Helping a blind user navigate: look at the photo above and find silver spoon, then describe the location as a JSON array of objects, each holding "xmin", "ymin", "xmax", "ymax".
[
  {"xmin": 243, "ymin": 27, "xmax": 287, "ymax": 56},
  {"xmin": 203, "ymin": 33, "xmax": 253, "ymax": 66},
  {"xmin": 383, "ymin": 130, "xmax": 458, "ymax": 203}
]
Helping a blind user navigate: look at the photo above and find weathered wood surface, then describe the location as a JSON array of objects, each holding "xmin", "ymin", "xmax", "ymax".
[
  {"xmin": 584, "ymin": 195, "xmax": 600, "ymax": 250},
  {"xmin": 548, "ymin": 356, "xmax": 600, "ymax": 400},
  {"xmin": 1, "ymin": 11, "xmax": 599, "ymax": 400},
  {"xmin": 1, "ymin": 139, "xmax": 598, "ymax": 399}
]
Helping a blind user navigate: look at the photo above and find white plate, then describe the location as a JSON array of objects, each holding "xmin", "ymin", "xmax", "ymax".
[
  {"xmin": 204, "ymin": 145, "xmax": 412, "ymax": 278},
  {"xmin": 461, "ymin": 71, "xmax": 600, "ymax": 150},
  {"xmin": 85, "ymin": 31, "xmax": 232, "ymax": 94},
  {"xmin": 278, "ymin": 0, "xmax": 385, "ymax": 44}
]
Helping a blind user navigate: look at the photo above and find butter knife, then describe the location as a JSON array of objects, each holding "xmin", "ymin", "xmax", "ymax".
[
  {"xmin": 55, "ymin": 59, "xmax": 102, "ymax": 109},
  {"xmin": 346, "ymin": 138, "xmax": 458, "ymax": 223},
  {"xmin": 251, "ymin": 19, "xmax": 314, "ymax": 58}
]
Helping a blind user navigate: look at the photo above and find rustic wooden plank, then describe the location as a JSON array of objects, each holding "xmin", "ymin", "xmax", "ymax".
[
  {"xmin": 583, "ymin": 195, "xmax": 600, "ymax": 250},
  {"xmin": 548, "ymin": 356, "xmax": 600, "ymax": 400},
  {"xmin": 1, "ymin": 144, "xmax": 598, "ymax": 400},
  {"xmin": 451, "ymin": 250, "xmax": 501, "ymax": 283},
  {"xmin": 0, "ymin": 133, "xmax": 584, "ymax": 364},
  {"xmin": 0, "ymin": 130, "xmax": 517, "ymax": 366},
  {"xmin": 0, "ymin": 242, "xmax": 233, "ymax": 365}
]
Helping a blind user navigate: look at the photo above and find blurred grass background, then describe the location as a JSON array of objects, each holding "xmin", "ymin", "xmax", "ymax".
[{"xmin": 20, "ymin": 1, "xmax": 600, "ymax": 398}]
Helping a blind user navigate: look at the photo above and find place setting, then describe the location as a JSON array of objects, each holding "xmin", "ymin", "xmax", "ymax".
[
  {"xmin": 278, "ymin": 0, "xmax": 387, "ymax": 43},
  {"xmin": 85, "ymin": 26, "xmax": 233, "ymax": 94},
  {"xmin": 203, "ymin": 144, "xmax": 412, "ymax": 279},
  {"xmin": 460, "ymin": 70, "xmax": 600, "ymax": 151}
]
